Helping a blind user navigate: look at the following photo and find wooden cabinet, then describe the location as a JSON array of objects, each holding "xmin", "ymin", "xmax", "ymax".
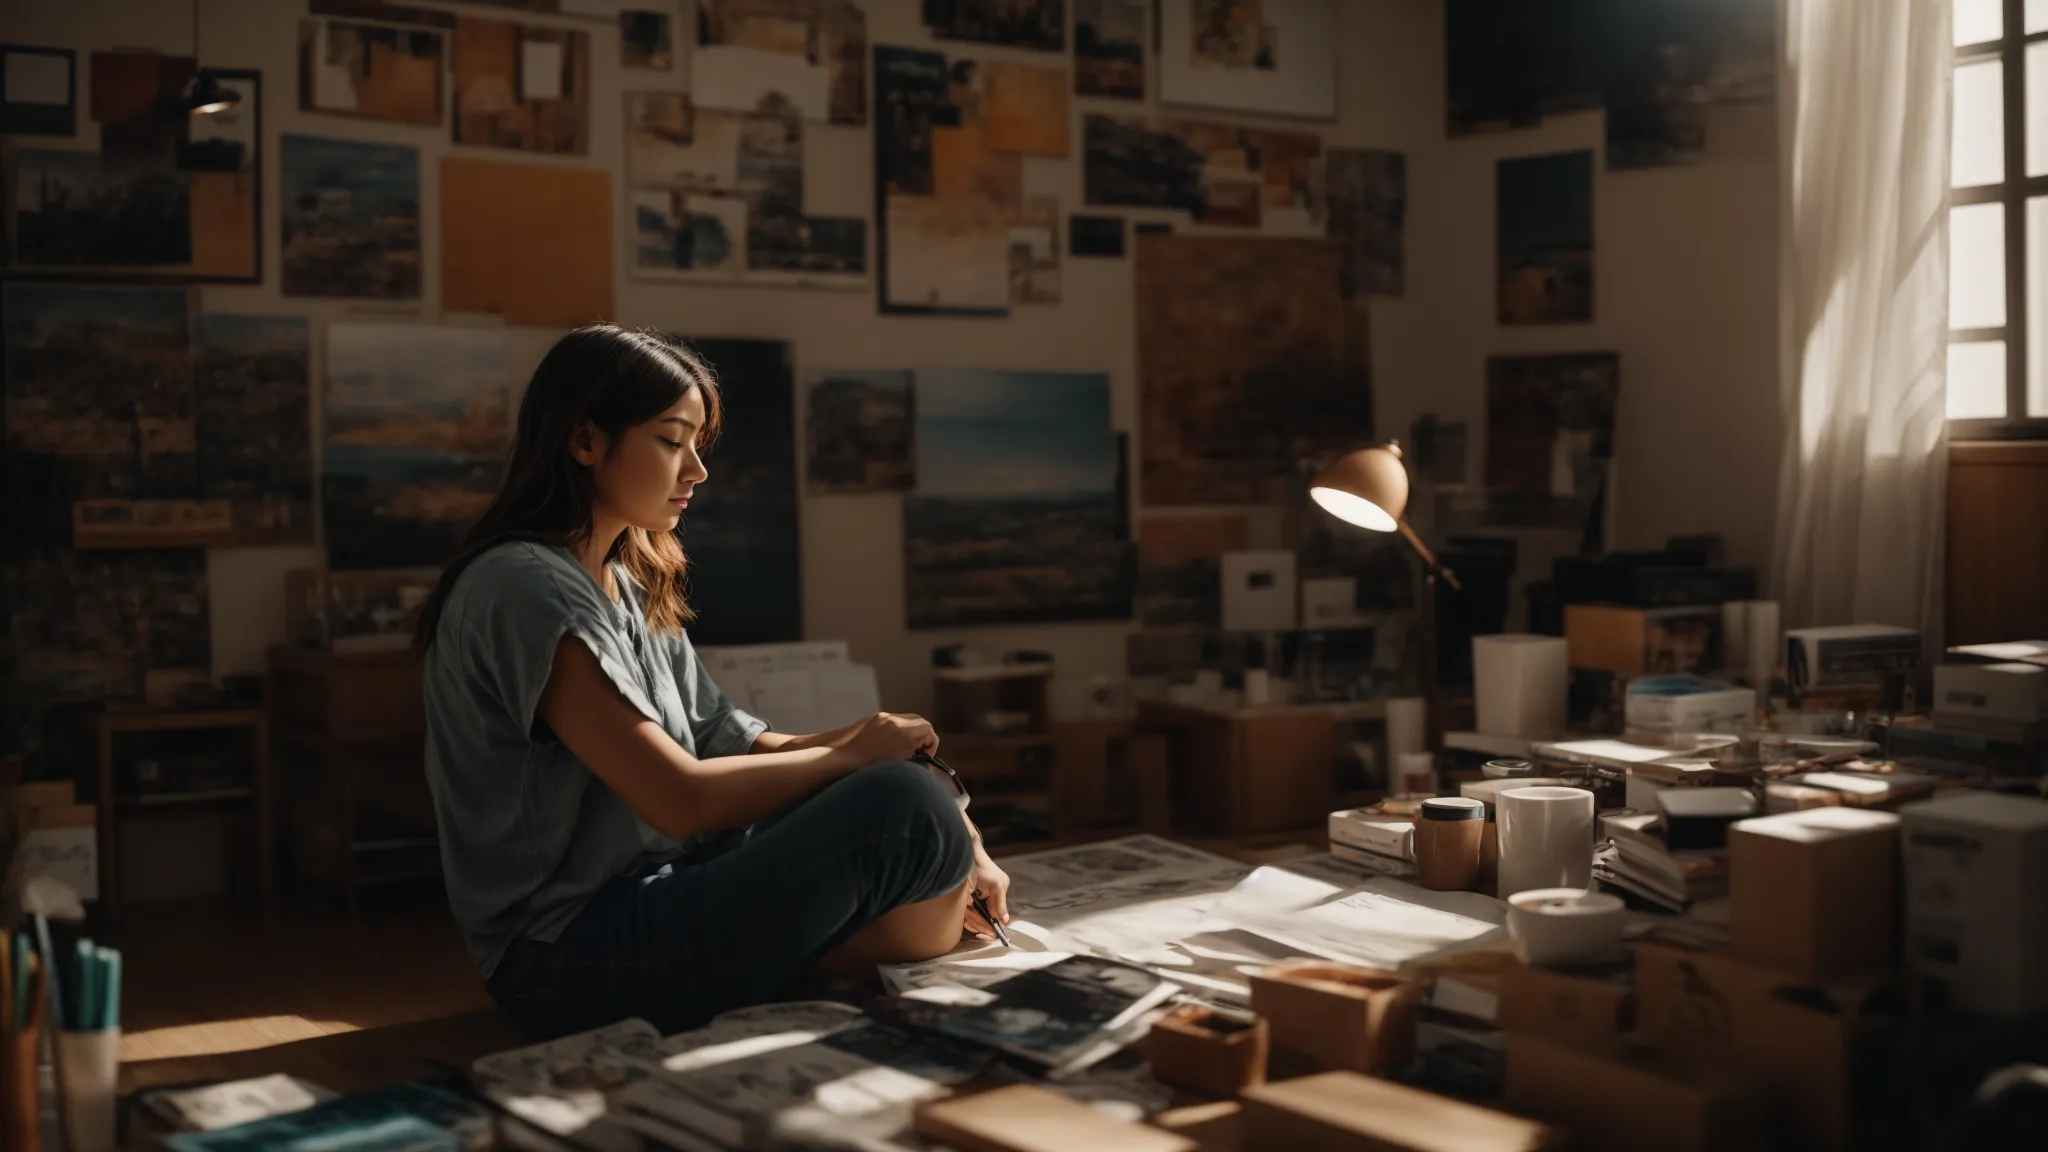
[
  {"xmin": 267, "ymin": 646, "xmax": 438, "ymax": 918},
  {"xmin": 1138, "ymin": 700, "xmax": 1374, "ymax": 840}
]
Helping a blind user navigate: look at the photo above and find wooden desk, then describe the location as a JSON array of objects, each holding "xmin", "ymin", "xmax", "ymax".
[
  {"xmin": 1138, "ymin": 698, "xmax": 1387, "ymax": 841},
  {"xmin": 95, "ymin": 709, "xmax": 273, "ymax": 928}
]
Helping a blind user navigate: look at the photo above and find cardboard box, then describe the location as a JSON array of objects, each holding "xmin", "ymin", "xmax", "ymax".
[
  {"xmin": 915, "ymin": 1086, "xmax": 1197, "ymax": 1152},
  {"xmin": 1623, "ymin": 677, "xmax": 1756, "ymax": 734},
  {"xmin": 1496, "ymin": 959, "xmax": 1632, "ymax": 1055},
  {"xmin": 1249, "ymin": 962, "xmax": 1419, "ymax": 1076},
  {"xmin": 1899, "ymin": 791, "xmax": 2048, "ymax": 1018},
  {"xmin": 1933, "ymin": 661, "xmax": 2048, "ymax": 723},
  {"xmin": 1473, "ymin": 634, "xmax": 1568, "ymax": 739},
  {"xmin": 1504, "ymin": 1033, "xmax": 1769, "ymax": 1152},
  {"xmin": 1729, "ymin": 807, "xmax": 1900, "ymax": 982},
  {"xmin": 1242, "ymin": 1071, "xmax": 1557, "ymax": 1152},
  {"xmin": 1565, "ymin": 604, "xmax": 1721, "ymax": 675},
  {"xmin": 1143, "ymin": 1006, "xmax": 1267, "ymax": 1099},
  {"xmin": 0, "ymin": 780, "xmax": 76, "ymax": 811},
  {"xmin": 1632, "ymin": 942, "xmax": 1902, "ymax": 1151},
  {"xmin": 1149, "ymin": 1101, "xmax": 1242, "ymax": 1152},
  {"xmin": 1784, "ymin": 624, "xmax": 1920, "ymax": 690}
]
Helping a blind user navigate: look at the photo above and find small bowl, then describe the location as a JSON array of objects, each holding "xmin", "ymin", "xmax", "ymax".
[{"xmin": 1506, "ymin": 887, "xmax": 1626, "ymax": 967}]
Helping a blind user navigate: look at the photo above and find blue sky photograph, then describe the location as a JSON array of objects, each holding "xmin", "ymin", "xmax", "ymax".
[{"xmin": 914, "ymin": 369, "xmax": 1116, "ymax": 498}]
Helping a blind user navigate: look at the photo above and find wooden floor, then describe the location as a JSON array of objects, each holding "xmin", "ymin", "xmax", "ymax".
[{"xmin": 115, "ymin": 886, "xmax": 506, "ymax": 1093}]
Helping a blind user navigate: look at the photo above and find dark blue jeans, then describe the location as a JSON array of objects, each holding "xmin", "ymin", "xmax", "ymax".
[{"xmin": 486, "ymin": 760, "xmax": 974, "ymax": 1038}]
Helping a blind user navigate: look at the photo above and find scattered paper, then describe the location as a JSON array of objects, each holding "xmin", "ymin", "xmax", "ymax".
[
  {"xmin": 520, "ymin": 39, "xmax": 565, "ymax": 100},
  {"xmin": 144, "ymin": 1075, "xmax": 337, "ymax": 1132},
  {"xmin": 5, "ymin": 51, "xmax": 70, "ymax": 106}
]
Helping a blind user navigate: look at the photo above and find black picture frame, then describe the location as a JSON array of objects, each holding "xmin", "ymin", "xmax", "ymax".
[
  {"xmin": 0, "ymin": 45, "xmax": 77, "ymax": 137},
  {"xmin": 3, "ymin": 67, "xmax": 263, "ymax": 285}
]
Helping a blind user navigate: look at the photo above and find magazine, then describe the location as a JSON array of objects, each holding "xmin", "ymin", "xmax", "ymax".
[{"xmin": 161, "ymin": 1084, "xmax": 494, "ymax": 1152}]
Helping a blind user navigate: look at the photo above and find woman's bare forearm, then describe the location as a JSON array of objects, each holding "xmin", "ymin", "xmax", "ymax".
[{"xmin": 750, "ymin": 719, "xmax": 862, "ymax": 754}]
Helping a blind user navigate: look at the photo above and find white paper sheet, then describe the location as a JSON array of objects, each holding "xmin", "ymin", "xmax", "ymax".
[
  {"xmin": 812, "ymin": 663, "xmax": 881, "ymax": 729},
  {"xmin": 1213, "ymin": 875, "xmax": 1508, "ymax": 974},
  {"xmin": 5, "ymin": 51, "xmax": 70, "ymax": 106},
  {"xmin": 521, "ymin": 39, "xmax": 565, "ymax": 99}
]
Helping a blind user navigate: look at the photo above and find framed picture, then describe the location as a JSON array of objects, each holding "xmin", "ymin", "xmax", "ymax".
[
  {"xmin": 0, "ymin": 45, "xmax": 76, "ymax": 136},
  {"xmin": 4, "ymin": 68, "xmax": 262, "ymax": 283},
  {"xmin": 1158, "ymin": 0, "xmax": 1337, "ymax": 121}
]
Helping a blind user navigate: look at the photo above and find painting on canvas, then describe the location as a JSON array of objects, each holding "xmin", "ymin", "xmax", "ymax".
[
  {"xmin": 1496, "ymin": 150, "xmax": 1592, "ymax": 324},
  {"xmin": 281, "ymin": 134, "xmax": 422, "ymax": 299},
  {"xmin": 1135, "ymin": 235, "xmax": 1372, "ymax": 505},
  {"xmin": 1137, "ymin": 514, "xmax": 1250, "ymax": 627},
  {"xmin": 806, "ymin": 370, "xmax": 914, "ymax": 495},
  {"xmin": 1484, "ymin": 352, "xmax": 1618, "ymax": 502},
  {"xmin": 1159, "ymin": 0, "xmax": 1335, "ymax": 119},
  {"xmin": 905, "ymin": 369, "xmax": 1131, "ymax": 628},
  {"xmin": 678, "ymin": 339, "xmax": 802, "ymax": 646},
  {"xmin": 1074, "ymin": 0, "xmax": 1145, "ymax": 98},
  {"xmin": 5, "ymin": 550, "xmax": 209, "ymax": 708},
  {"xmin": 193, "ymin": 314, "xmax": 315, "ymax": 546},
  {"xmin": 322, "ymin": 324, "xmax": 509, "ymax": 571},
  {"xmin": 876, "ymin": 47, "xmax": 1020, "ymax": 315}
]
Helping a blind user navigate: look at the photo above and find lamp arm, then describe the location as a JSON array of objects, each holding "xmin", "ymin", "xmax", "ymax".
[{"xmin": 1395, "ymin": 518, "xmax": 1462, "ymax": 592}]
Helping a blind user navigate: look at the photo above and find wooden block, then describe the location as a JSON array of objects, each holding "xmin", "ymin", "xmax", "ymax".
[
  {"xmin": 1143, "ymin": 1005, "xmax": 1268, "ymax": 1098},
  {"xmin": 1242, "ymin": 1071, "xmax": 1558, "ymax": 1152},
  {"xmin": 914, "ymin": 1085, "xmax": 1197, "ymax": 1152},
  {"xmin": 1249, "ymin": 962, "xmax": 1419, "ymax": 1075}
]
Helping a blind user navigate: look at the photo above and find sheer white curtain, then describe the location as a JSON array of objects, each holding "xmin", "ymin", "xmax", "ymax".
[{"xmin": 1773, "ymin": 0, "xmax": 1951, "ymax": 645}]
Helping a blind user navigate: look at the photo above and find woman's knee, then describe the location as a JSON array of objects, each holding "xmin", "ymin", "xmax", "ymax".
[{"xmin": 837, "ymin": 760, "xmax": 973, "ymax": 892}]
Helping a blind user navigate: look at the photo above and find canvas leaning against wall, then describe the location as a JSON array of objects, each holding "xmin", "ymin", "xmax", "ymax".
[
  {"xmin": 905, "ymin": 369, "xmax": 1132, "ymax": 629},
  {"xmin": 322, "ymin": 324, "xmax": 509, "ymax": 572}
]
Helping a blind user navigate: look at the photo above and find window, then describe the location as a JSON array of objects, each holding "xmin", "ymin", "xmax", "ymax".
[{"xmin": 1950, "ymin": 0, "xmax": 2048, "ymax": 434}]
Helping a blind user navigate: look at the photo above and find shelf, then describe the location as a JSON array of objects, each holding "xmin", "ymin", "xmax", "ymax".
[
  {"xmin": 99, "ymin": 708, "xmax": 264, "ymax": 735},
  {"xmin": 116, "ymin": 786, "xmax": 253, "ymax": 811}
]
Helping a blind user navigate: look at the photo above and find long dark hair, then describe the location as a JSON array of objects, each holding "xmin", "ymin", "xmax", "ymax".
[{"xmin": 415, "ymin": 325, "xmax": 723, "ymax": 648}]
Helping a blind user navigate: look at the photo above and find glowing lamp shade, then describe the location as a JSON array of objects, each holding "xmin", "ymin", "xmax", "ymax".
[
  {"xmin": 185, "ymin": 69, "xmax": 241, "ymax": 115},
  {"xmin": 1310, "ymin": 443, "xmax": 1410, "ymax": 533}
]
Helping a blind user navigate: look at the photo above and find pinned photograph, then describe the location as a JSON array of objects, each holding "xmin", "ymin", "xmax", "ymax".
[
  {"xmin": 1068, "ymin": 214, "xmax": 1126, "ymax": 258},
  {"xmin": 452, "ymin": 17, "xmax": 590, "ymax": 153},
  {"xmin": 618, "ymin": 9, "xmax": 672, "ymax": 69},
  {"xmin": 1074, "ymin": 0, "xmax": 1145, "ymax": 99},
  {"xmin": 298, "ymin": 17, "xmax": 444, "ymax": 125},
  {"xmin": 924, "ymin": 0, "xmax": 1066, "ymax": 51},
  {"xmin": 1159, "ymin": 0, "xmax": 1335, "ymax": 119},
  {"xmin": 1008, "ymin": 196, "xmax": 1061, "ymax": 305}
]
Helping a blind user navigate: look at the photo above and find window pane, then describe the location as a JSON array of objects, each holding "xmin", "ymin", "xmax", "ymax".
[
  {"xmin": 2030, "ymin": 43, "xmax": 2048, "ymax": 176},
  {"xmin": 1951, "ymin": 202, "xmax": 2007, "ymax": 329},
  {"xmin": 1949, "ymin": 342, "xmax": 2008, "ymax": 420},
  {"xmin": 2031, "ymin": 0, "xmax": 2048, "ymax": 34},
  {"xmin": 1958, "ymin": 0, "xmax": 2002, "ymax": 44},
  {"xmin": 1957, "ymin": 60, "xmax": 2005, "ymax": 187},
  {"xmin": 2035, "ymin": 199, "xmax": 2048, "ymax": 416}
]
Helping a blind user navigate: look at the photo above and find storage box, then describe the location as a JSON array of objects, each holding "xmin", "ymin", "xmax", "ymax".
[
  {"xmin": 1327, "ymin": 809, "xmax": 1413, "ymax": 860},
  {"xmin": 1504, "ymin": 1033, "xmax": 1769, "ymax": 1152},
  {"xmin": 1933, "ymin": 662, "xmax": 2048, "ymax": 723},
  {"xmin": 1496, "ymin": 959, "xmax": 1632, "ymax": 1056},
  {"xmin": 1898, "ymin": 791, "xmax": 2048, "ymax": 1018},
  {"xmin": 1784, "ymin": 624, "xmax": 1920, "ymax": 690},
  {"xmin": 1631, "ymin": 942, "xmax": 1903, "ymax": 1152},
  {"xmin": 1143, "ymin": 1006, "xmax": 1268, "ymax": 1099},
  {"xmin": 1242, "ymin": 1071, "xmax": 1557, "ymax": 1152},
  {"xmin": 1248, "ymin": 962, "xmax": 1420, "ymax": 1076},
  {"xmin": 915, "ymin": 1086, "xmax": 1197, "ymax": 1152},
  {"xmin": 1565, "ymin": 604, "xmax": 1721, "ymax": 675},
  {"xmin": 1729, "ymin": 807, "xmax": 1900, "ymax": 982},
  {"xmin": 1472, "ymin": 635, "xmax": 1568, "ymax": 739},
  {"xmin": 1149, "ymin": 1102, "xmax": 1242, "ymax": 1152},
  {"xmin": 1624, "ymin": 677, "xmax": 1756, "ymax": 734}
]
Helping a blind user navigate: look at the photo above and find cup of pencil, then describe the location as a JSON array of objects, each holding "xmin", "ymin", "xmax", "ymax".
[{"xmin": 53, "ymin": 939, "xmax": 121, "ymax": 1152}]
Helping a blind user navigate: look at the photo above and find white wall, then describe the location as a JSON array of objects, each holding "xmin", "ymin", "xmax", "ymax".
[{"xmin": 13, "ymin": 1, "xmax": 1780, "ymax": 717}]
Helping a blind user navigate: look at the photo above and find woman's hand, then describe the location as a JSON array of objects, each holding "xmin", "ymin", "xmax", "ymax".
[
  {"xmin": 962, "ymin": 823, "xmax": 1011, "ymax": 940},
  {"xmin": 842, "ymin": 711, "xmax": 939, "ymax": 766}
]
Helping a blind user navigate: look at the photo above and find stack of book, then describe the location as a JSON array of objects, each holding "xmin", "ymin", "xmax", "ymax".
[
  {"xmin": 1591, "ymin": 809, "xmax": 1728, "ymax": 912},
  {"xmin": 1325, "ymin": 807, "xmax": 1417, "ymax": 879}
]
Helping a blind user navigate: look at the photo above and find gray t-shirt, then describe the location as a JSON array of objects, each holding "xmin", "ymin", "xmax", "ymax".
[{"xmin": 422, "ymin": 541, "xmax": 768, "ymax": 979}]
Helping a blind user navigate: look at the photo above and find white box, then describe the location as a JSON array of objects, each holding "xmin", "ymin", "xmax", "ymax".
[
  {"xmin": 1785, "ymin": 624, "xmax": 1920, "ymax": 689},
  {"xmin": 1472, "ymin": 634, "xmax": 1568, "ymax": 739},
  {"xmin": 1933, "ymin": 662, "xmax": 2048, "ymax": 723},
  {"xmin": 1221, "ymin": 550, "xmax": 1298, "ymax": 633},
  {"xmin": 1328, "ymin": 808, "xmax": 1414, "ymax": 860},
  {"xmin": 1899, "ymin": 792, "xmax": 2048, "ymax": 1018},
  {"xmin": 1624, "ymin": 677, "xmax": 1757, "ymax": 734}
]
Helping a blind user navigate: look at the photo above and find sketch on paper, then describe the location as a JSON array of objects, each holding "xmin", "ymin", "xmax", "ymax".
[
  {"xmin": 1497, "ymin": 150, "xmax": 1593, "ymax": 324},
  {"xmin": 805, "ymin": 370, "xmax": 914, "ymax": 494},
  {"xmin": 281, "ymin": 134, "xmax": 422, "ymax": 299},
  {"xmin": 322, "ymin": 324, "xmax": 509, "ymax": 571},
  {"xmin": 905, "ymin": 370, "xmax": 1131, "ymax": 628}
]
